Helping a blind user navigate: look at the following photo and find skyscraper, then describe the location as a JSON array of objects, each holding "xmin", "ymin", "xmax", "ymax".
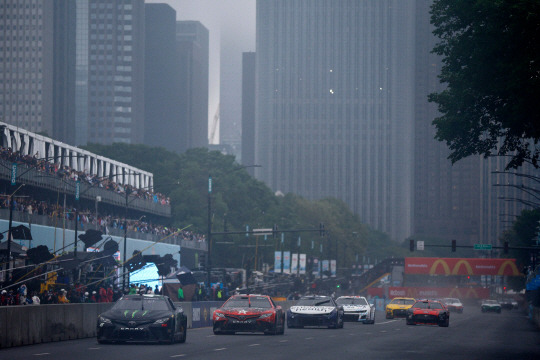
[
  {"xmin": 241, "ymin": 52, "xmax": 256, "ymax": 175},
  {"xmin": 176, "ymin": 20, "xmax": 209, "ymax": 152},
  {"xmin": 413, "ymin": 0, "xmax": 482, "ymax": 243},
  {"xmin": 255, "ymin": 0, "xmax": 416, "ymax": 241},
  {"xmin": 0, "ymin": 0, "xmax": 75, "ymax": 142},
  {"xmin": 144, "ymin": 3, "xmax": 180, "ymax": 153},
  {"xmin": 85, "ymin": 0, "xmax": 145, "ymax": 145}
]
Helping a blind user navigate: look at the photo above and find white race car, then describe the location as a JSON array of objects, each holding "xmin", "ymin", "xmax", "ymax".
[{"xmin": 335, "ymin": 296, "xmax": 375, "ymax": 324}]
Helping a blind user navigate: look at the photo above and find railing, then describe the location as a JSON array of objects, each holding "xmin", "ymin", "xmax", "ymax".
[
  {"xmin": 0, "ymin": 210, "xmax": 207, "ymax": 251},
  {"xmin": 0, "ymin": 158, "xmax": 170, "ymax": 217}
]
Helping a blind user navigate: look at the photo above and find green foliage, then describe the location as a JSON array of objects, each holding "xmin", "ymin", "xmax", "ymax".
[
  {"xmin": 502, "ymin": 209, "xmax": 540, "ymax": 266},
  {"xmin": 429, "ymin": 0, "xmax": 540, "ymax": 169},
  {"xmin": 81, "ymin": 143, "xmax": 407, "ymax": 268}
]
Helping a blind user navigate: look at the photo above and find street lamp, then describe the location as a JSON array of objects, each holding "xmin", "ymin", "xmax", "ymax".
[{"xmin": 206, "ymin": 164, "xmax": 261, "ymax": 293}]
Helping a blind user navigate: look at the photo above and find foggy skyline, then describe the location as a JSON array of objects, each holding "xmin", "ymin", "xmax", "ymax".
[{"xmin": 146, "ymin": 0, "xmax": 256, "ymax": 145}]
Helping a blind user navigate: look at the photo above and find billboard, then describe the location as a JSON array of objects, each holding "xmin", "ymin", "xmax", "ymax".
[
  {"xmin": 274, "ymin": 251, "xmax": 282, "ymax": 273},
  {"xmin": 405, "ymin": 258, "xmax": 521, "ymax": 276},
  {"xmin": 299, "ymin": 254, "xmax": 306, "ymax": 274},
  {"xmin": 330, "ymin": 260, "xmax": 336, "ymax": 277},
  {"xmin": 283, "ymin": 251, "xmax": 291, "ymax": 274},
  {"xmin": 291, "ymin": 253, "xmax": 298, "ymax": 274}
]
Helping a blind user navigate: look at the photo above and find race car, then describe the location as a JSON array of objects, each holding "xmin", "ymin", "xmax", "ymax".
[
  {"xmin": 385, "ymin": 297, "xmax": 416, "ymax": 319},
  {"xmin": 335, "ymin": 296, "xmax": 375, "ymax": 324},
  {"xmin": 96, "ymin": 294, "xmax": 187, "ymax": 344},
  {"xmin": 406, "ymin": 299, "xmax": 450, "ymax": 327},
  {"xmin": 499, "ymin": 298, "xmax": 518, "ymax": 310},
  {"xmin": 212, "ymin": 294, "xmax": 285, "ymax": 335},
  {"xmin": 287, "ymin": 295, "xmax": 344, "ymax": 329},
  {"xmin": 441, "ymin": 298, "xmax": 464, "ymax": 313},
  {"xmin": 481, "ymin": 299, "xmax": 502, "ymax": 313}
]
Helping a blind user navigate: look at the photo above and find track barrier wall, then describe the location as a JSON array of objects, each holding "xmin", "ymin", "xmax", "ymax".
[{"xmin": 0, "ymin": 301, "xmax": 295, "ymax": 348}]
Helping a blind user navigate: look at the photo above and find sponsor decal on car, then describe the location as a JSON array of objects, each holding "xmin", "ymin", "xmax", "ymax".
[{"xmin": 289, "ymin": 306, "xmax": 335, "ymax": 314}]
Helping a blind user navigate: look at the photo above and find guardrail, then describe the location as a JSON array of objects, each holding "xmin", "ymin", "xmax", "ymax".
[
  {"xmin": 0, "ymin": 300, "xmax": 294, "ymax": 348},
  {"xmin": 0, "ymin": 158, "xmax": 170, "ymax": 217}
]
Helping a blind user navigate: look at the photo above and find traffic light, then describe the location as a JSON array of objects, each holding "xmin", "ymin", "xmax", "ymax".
[
  {"xmin": 504, "ymin": 241, "xmax": 509, "ymax": 254},
  {"xmin": 452, "ymin": 239, "xmax": 456, "ymax": 252},
  {"xmin": 409, "ymin": 239, "xmax": 414, "ymax": 252},
  {"xmin": 319, "ymin": 223, "xmax": 324, "ymax": 236}
]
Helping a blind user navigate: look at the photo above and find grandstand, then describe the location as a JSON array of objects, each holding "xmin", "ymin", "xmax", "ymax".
[{"xmin": 0, "ymin": 122, "xmax": 206, "ymax": 289}]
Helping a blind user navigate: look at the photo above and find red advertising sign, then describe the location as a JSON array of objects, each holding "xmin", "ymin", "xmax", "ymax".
[{"xmin": 405, "ymin": 258, "xmax": 520, "ymax": 276}]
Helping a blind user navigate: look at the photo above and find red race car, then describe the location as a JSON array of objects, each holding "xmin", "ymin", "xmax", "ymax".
[
  {"xmin": 406, "ymin": 299, "xmax": 450, "ymax": 327},
  {"xmin": 213, "ymin": 294, "xmax": 286, "ymax": 335}
]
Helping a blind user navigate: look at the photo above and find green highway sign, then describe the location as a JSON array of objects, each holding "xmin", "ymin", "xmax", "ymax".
[{"xmin": 474, "ymin": 244, "xmax": 492, "ymax": 250}]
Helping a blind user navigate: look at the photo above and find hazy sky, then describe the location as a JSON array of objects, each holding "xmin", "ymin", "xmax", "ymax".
[{"xmin": 146, "ymin": 0, "xmax": 256, "ymax": 143}]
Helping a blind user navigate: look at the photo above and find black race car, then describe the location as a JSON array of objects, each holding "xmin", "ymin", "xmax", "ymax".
[
  {"xmin": 287, "ymin": 295, "xmax": 344, "ymax": 329},
  {"xmin": 97, "ymin": 294, "xmax": 187, "ymax": 344}
]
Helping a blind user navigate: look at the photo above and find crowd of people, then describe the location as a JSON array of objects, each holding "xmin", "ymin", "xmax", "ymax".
[
  {"xmin": 0, "ymin": 193, "xmax": 206, "ymax": 243},
  {"xmin": 0, "ymin": 146, "xmax": 170, "ymax": 205},
  {"xmin": 0, "ymin": 144, "xmax": 206, "ymax": 243},
  {"xmin": 0, "ymin": 282, "xmax": 166, "ymax": 306}
]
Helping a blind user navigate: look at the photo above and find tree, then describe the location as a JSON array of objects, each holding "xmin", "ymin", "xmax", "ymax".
[{"xmin": 429, "ymin": 0, "xmax": 540, "ymax": 169}]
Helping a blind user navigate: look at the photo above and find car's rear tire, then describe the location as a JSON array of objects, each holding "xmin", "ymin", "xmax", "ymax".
[{"xmin": 439, "ymin": 317, "xmax": 449, "ymax": 327}]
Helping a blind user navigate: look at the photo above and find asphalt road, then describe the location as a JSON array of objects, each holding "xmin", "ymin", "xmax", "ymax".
[{"xmin": 1, "ymin": 306, "xmax": 539, "ymax": 360}]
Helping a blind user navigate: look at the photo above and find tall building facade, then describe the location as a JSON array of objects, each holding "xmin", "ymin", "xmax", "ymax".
[
  {"xmin": 0, "ymin": 0, "xmax": 75, "ymax": 142},
  {"xmin": 219, "ymin": 38, "xmax": 243, "ymax": 159},
  {"xmin": 255, "ymin": 0, "xmax": 416, "ymax": 241},
  {"xmin": 176, "ymin": 21, "xmax": 209, "ymax": 152},
  {"xmin": 85, "ymin": 0, "xmax": 145, "ymax": 145},
  {"xmin": 413, "ymin": 0, "xmax": 482, "ymax": 243},
  {"xmin": 413, "ymin": 0, "xmax": 540, "ymax": 246},
  {"xmin": 241, "ymin": 52, "xmax": 256, "ymax": 176},
  {"xmin": 144, "ymin": 3, "xmax": 180, "ymax": 153},
  {"xmin": 74, "ymin": 0, "xmax": 89, "ymax": 146}
]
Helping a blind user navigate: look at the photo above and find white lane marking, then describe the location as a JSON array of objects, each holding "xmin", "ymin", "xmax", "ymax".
[
  {"xmin": 376, "ymin": 320, "xmax": 399, "ymax": 325},
  {"xmin": 88, "ymin": 348, "xmax": 100, "ymax": 350},
  {"xmin": 214, "ymin": 348, "xmax": 227, "ymax": 351},
  {"xmin": 279, "ymin": 340, "xmax": 288, "ymax": 343},
  {"xmin": 170, "ymin": 355, "xmax": 186, "ymax": 358},
  {"xmin": 207, "ymin": 334, "xmax": 215, "ymax": 337},
  {"xmin": 248, "ymin": 344, "xmax": 260, "ymax": 347},
  {"xmin": 380, "ymin": 330, "xmax": 387, "ymax": 333},
  {"xmin": 33, "ymin": 354, "xmax": 50, "ymax": 356},
  {"xmin": 330, "ymin": 335, "xmax": 337, "ymax": 338},
  {"xmin": 305, "ymin": 337, "xmax": 314, "ymax": 340}
]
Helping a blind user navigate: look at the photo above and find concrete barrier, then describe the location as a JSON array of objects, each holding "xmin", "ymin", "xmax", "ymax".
[{"xmin": 0, "ymin": 300, "xmax": 296, "ymax": 349}]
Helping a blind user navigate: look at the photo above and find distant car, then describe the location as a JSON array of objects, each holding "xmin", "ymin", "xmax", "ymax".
[
  {"xmin": 406, "ymin": 299, "xmax": 450, "ymax": 327},
  {"xmin": 212, "ymin": 294, "xmax": 285, "ymax": 335},
  {"xmin": 287, "ymin": 295, "xmax": 344, "ymax": 329},
  {"xmin": 385, "ymin": 297, "xmax": 416, "ymax": 319},
  {"xmin": 96, "ymin": 294, "xmax": 187, "ymax": 344},
  {"xmin": 442, "ymin": 298, "xmax": 464, "ymax": 313},
  {"xmin": 481, "ymin": 299, "xmax": 502, "ymax": 313},
  {"xmin": 499, "ymin": 298, "xmax": 518, "ymax": 310},
  {"xmin": 335, "ymin": 296, "xmax": 375, "ymax": 324}
]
